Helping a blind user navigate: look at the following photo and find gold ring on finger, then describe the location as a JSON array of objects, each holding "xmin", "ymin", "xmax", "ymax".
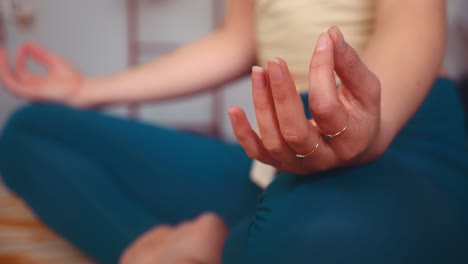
[
  {"xmin": 324, "ymin": 113, "xmax": 350, "ymax": 141},
  {"xmin": 295, "ymin": 136, "xmax": 320, "ymax": 160}
]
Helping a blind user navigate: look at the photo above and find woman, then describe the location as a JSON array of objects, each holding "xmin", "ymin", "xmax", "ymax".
[{"xmin": 0, "ymin": 0, "xmax": 467, "ymax": 263}]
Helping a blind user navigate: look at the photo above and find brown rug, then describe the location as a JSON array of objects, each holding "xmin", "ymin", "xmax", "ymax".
[{"xmin": 0, "ymin": 179, "xmax": 95, "ymax": 264}]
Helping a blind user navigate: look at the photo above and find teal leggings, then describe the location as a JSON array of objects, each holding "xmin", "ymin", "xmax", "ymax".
[{"xmin": 1, "ymin": 78, "xmax": 468, "ymax": 263}]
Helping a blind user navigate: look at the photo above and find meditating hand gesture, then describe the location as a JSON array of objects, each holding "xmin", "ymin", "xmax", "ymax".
[
  {"xmin": 0, "ymin": 43, "xmax": 83, "ymax": 105},
  {"xmin": 229, "ymin": 27, "xmax": 382, "ymax": 175}
]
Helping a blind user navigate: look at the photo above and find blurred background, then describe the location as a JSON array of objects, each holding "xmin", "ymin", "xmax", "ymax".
[
  {"xmin": 0, "ymin": 0, "xmax": 467, "ymax": 140},
  {"xmin": 0, "ymin": 0, "xmax": 467, "ymax": 263}
]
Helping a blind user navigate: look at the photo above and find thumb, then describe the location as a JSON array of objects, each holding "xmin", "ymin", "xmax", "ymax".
[{"xmin": 327, "ymin": 26, "xmax": 380, "ymax": 107}]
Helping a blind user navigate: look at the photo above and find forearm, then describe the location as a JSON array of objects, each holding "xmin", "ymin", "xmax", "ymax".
[
  {"xmin": 73, "ymin": 29, "xmax": 255, "ymax": 107},
  {"xmin": 362, "ymin": 0, "xmax": 446, "ymax": 154}
]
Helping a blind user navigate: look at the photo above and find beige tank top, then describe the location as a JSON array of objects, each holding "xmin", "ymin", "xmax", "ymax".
[{"xmin": 255, "ymin": 0, "xmax": 376, "ymax": 92}]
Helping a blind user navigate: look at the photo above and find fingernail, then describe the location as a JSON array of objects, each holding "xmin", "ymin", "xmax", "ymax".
[
  {"xmin": 252, "ymin": 66, "xmax": 266, "ymax": 91},
  {"xmin": 268, "ymin": 57, "xmax": 284, "ymax": 83},
  {"xmin": 228, "ymin": 108, "xmax": 238, "ymax": 125},
  {"xmin": 315, "ymin": 33, "xmax": 330, "ymax": 52},
  {"xmin": 252, "ymin": 66, "xmax": 264, "ymax": 73}
]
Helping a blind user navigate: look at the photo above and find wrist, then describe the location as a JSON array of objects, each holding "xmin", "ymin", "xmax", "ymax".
[{"xmin": 69, "ymin": 78, "xmax": 103, "ymax": 108}]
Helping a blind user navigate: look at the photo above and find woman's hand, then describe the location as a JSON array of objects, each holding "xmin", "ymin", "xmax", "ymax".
[
  {"xmin": 228, "ymin": 26, "xmax": 382, "ymax": 175},
  {"xmin": 0, "ymin": 43, "xmax": 84, "ymax": 106}
]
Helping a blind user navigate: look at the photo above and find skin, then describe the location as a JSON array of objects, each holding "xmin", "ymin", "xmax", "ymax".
[
  {"xmin": 229, "ymin": 28, "xmax": 381, "ymax": 175},
  {"xmin": 0, "ymin": 0, "xmax": 447, "ymax": 262},
  {"xmin": 228, "ymin": 0, "xmax": 447, "ymax": 174},
  {"xmin": 119, "ymin": 213, "xmax": 228, "ymax": 264}
]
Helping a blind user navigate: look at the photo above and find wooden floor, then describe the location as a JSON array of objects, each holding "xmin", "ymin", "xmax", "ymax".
[{"xmin": 0, "ymin": 179, "xmax": 95, "ymax": 264}]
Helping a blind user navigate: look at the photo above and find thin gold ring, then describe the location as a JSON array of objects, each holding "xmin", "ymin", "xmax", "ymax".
[
  {"xmin": 295, "ymin": 136, "xmax": 320, "ymax": 160},
  {"xmin": 324, "ymin": 113, "xmax": 350, "ymax": 141}
]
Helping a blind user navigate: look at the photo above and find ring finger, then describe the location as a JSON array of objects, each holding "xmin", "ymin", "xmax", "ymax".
[{"xmin": 308, "ymin": 33, "xmax": 349, "ymax": 149}]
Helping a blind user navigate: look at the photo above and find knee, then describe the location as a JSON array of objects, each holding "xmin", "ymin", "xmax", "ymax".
[
  {"xmin": 0, "ymin": 103, "xmax": 58, "ymax": 173},
  {"xmin": 1, "ymin": 104, "xmax": 39, "ymax": 150},
  {"xmin": 1, "ymin": 103, "xmax": 69, "ymax": 140},
  {"xmin": 3, "ymin": 103, "xmax": 65, "ymax": 135}
]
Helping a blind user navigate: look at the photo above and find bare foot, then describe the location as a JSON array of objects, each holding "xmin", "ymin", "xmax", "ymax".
[{"xmin": 120, "ymin": 213, "xmax": 228, "ymax": 264}]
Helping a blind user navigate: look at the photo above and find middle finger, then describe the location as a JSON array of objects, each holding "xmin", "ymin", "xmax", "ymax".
[{"xmin": 267, "ymin": 58, "xmax": 321, "ymax": 157}]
